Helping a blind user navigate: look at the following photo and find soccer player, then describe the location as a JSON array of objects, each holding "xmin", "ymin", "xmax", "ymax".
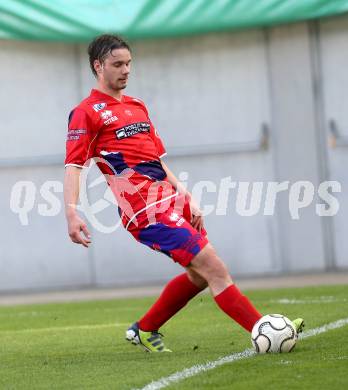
[{"xmin": 64, "ymin": 34, "xmax": 303, "ymax": 352}]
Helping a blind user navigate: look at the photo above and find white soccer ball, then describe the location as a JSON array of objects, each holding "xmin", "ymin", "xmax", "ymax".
[{"xmin": 251, "ymin": 314, "xmax": 297, "ymax": 353}]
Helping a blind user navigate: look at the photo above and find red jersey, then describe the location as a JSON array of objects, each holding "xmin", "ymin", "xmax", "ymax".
[{"xmin": 65, "ymin": 89, "xmax": 177, "ymax": 229}]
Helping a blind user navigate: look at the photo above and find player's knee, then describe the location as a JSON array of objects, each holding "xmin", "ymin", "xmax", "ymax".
[{"xmin": 210, "ymin": 259, "xmax": 230, "ymax": 282}]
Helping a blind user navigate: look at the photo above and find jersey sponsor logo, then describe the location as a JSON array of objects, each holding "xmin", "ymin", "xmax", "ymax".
[
  {"xmin": 93, "ymin": 102, "xmax": 107, "ymax": 112},
  {"xmin": 100, "ymin": 110, "xmax": 113, "ymax": 119},
  {"xmin": 100, "ymin": 110, "xmax": 118, "ymax": 125},
  {"xmin": 104, "ymin": 116, "xmax": 118, "ymax": 125},
  {"xmin": 115, "ymin": 122, "xmax": 150, "ymax": 140},
  {"xmin": 67, "ymin": 128, "xmax": 87, "ymax": 141}
]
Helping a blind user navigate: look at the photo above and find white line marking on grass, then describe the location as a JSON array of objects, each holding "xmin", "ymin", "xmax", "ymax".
[
  {"xmin": 0, "ymin": 322, "xmax": 128, "ymax": 335},
  {"xmin": 139, "ymin": 349, "xmax": 256, "ymax": 390},
  {"xmin": 138, "ymin": 318, "xmax": 348, "ymax": 390},
  {"xmin": 272, "ymin": 298, "xmax": 346, "ymax": 304},
  {"xmin": 300, "ymin": 318, "xmax": 348, "ymax": 339}
]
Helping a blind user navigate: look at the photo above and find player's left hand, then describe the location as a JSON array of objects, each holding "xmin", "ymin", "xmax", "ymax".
[{"xmin": 189, "ymin": 198, "xmax": 204, "ymax": 232}]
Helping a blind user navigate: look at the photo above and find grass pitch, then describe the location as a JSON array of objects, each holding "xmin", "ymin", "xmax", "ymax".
[{"xmin": 0, "ymin": 284, "xmax": 347, "ymax": 389}]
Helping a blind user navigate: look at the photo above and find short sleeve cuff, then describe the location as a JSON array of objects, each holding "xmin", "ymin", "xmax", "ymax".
[{"xmin": 65, "ymin": 163, "xmax": 84, "ymax": 169}]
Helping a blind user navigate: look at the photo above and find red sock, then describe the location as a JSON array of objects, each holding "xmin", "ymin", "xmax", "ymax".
[
  {"xmin": 138, "ymin": 273, "xmax": 203, "ymax": 331},
  {"xmin": 214, "ymin": 284, "xmax": 262, "ymax": 332}
]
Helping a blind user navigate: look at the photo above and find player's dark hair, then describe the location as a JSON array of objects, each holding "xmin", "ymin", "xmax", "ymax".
[{"xmin": 88, "ymin": 34, "xmax": 131, "ymax": 77}]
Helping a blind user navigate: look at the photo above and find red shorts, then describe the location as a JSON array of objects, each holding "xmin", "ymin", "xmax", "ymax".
[{"xmin": 127, "ymin": 196, "xmax": 209, "ymax": 267}]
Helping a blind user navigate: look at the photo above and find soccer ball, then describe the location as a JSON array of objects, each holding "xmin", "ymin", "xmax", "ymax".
[{"xmin": 251, "ymin": 314, "xmax": 297, "ymax": 353}]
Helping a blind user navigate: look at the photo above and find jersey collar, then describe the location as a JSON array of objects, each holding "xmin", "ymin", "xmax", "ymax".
[{"xmin": 90, "ymin": 88, "xmax": 128, "ymax": 104}]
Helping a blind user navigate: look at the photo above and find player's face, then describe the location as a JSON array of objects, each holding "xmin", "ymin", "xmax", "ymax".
[{"xmin": 95, "ymin": 48, "xmax": 132, "ymax": 91}]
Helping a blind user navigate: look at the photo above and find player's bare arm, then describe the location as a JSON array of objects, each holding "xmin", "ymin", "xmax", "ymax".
[
  {"xmin": 161, "ymin": 161, "xmax": 204, "ymax": 232},
  {"xmin": 64, "ymin": 166, "xmax": 91, "ymax": 248}
]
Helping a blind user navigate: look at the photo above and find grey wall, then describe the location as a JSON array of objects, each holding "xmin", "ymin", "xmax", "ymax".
[{"xmin": 0, "ymin": 15, "xmax": 347, "ymax": 292}]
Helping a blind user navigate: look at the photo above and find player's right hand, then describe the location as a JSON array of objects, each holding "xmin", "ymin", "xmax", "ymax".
[
  {"xmin": 67, "ymin": 214, "xmax": 91, "ymax": 248},
  {"xmin": 189, "ymin": 198, "xmax": 204, "ymax": 232}
]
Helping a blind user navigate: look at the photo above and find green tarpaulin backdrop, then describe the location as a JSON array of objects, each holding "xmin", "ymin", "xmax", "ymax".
[{"xmin": 1, "ymin": 0, "xmax": 348, "ymax": 42}]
